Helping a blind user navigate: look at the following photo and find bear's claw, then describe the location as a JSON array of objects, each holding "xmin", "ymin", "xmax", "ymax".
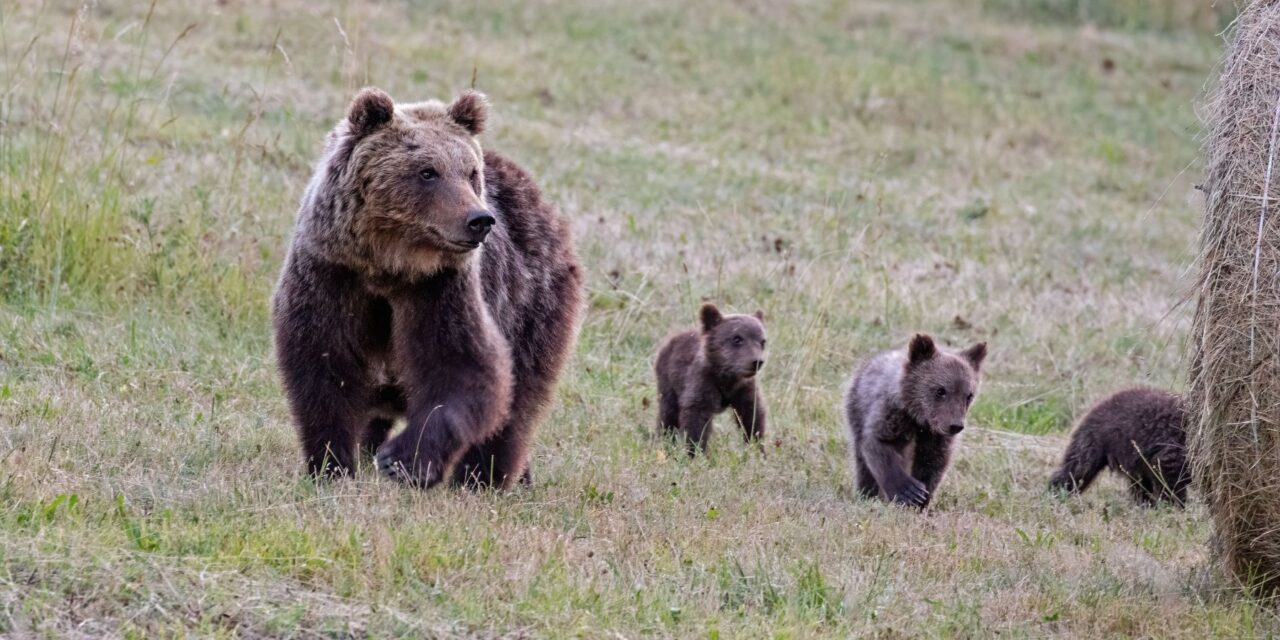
[{"xmin": 374, "ymin": 450, "xmax": 441, "ymax": 488}]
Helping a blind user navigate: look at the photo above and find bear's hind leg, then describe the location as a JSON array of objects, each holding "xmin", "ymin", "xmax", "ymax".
[
  {"xmin": 361, "ymin": 418, "xmax": 394, "ymax": 458},
  {"xmin": 678, "ymin": 402, "xmax": 716, "ymax": 456},
  {"xmin": 1048, "ymin": 429, "xmax": 1107, "ymax": 494},
  {"xmin": 657, "ymin": 388, "xmax": 681, "ymax": 436},
  {"xmin": 453, "ymin": 426, "xmax": 530, "ymax": 490},
  {"xmin": 1125, "ymin": 471, "xmax": 1158, "ymax": 506}
]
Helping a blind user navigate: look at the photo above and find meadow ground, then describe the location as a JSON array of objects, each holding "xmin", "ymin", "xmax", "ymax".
[{"xmin": 1, "ymin": 0, "xmax": 1275, "ymax": 637}]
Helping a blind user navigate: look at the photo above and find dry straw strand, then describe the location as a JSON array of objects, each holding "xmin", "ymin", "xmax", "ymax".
[{"xmin": 1189, "ymin": 0, "xmax": 1280, "ymax": 595}]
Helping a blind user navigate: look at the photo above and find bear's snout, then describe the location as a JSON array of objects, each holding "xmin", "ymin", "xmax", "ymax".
[{"xmin": 465, "ymin": 209, "xmax": 496, "ymax": 244}]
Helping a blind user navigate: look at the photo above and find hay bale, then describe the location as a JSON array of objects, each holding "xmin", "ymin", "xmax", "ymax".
[{"xmin": 1189, "ymin": 0, "xmax": 1280, "ymax": 594}]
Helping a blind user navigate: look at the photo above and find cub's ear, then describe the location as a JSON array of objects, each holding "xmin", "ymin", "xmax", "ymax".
[
  {"xmin": 347, "ymin": 87, "xmax": 395, "ymax": 137},
  {"xmin": 700, "ymin": 303, "xmax": 723, "ymax": 332},
  {"xmin": 907, "ymin": 333, "xmax": 936, "ymax": 365},
  {"xmin": 963, "ymin": 341, "xmax": 988, "ymax": 372},
  {"xmin": 447, "ymin": 90, "xmax": 489, "ymax": 136},
  {"xmin": 754, "ymin": 309, "xmax": 765, "ymax": 323}
]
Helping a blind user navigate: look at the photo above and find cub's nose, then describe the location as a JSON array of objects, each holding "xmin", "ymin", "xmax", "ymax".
[
  {"xmin": 948, "ymin": 424, "xmax": 965, "ymax": 435},
  {"xmin": 465, "ymin": 210, "xmax": 496, "ymax": 240},
  {"xmin": 751, "ymin": 359, "xmax": 765, "ymax": 372}
]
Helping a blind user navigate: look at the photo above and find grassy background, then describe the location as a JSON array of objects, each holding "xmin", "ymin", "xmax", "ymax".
[{"xmin": 2, "ymin": 0, "xmax": 1273, "ymax": 637}]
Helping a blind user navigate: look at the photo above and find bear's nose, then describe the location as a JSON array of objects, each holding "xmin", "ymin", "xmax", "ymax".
[
  {"xmin": 948, "ymin": 424, "xmax": 965, "ymax": 435},
  {"xmin": 466, "ymin": 210, "xmax": 496, "ymax": 238}
]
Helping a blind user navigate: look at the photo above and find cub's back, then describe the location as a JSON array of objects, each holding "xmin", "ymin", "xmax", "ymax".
[
  {"xmin": 1084, "ymin": 387, "xmax": 1185, "ymax": 455},
  {"xmin": 655, "ymin": 330, "xmax": 700, "ymax": 396},
  {"xmin": 844, "ymin": 349, "xmax": 905, "ymax": 442}
]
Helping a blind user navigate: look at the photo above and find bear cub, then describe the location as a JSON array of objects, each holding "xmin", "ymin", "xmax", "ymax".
[
  {"xmin": 845, "ymin": 334, "xmax": 987, "ymax": 507},
  {"xmin": 654, "ymin": 304, "xmax": 768, "ymax": 454},
  {"xmin": 1049, "ymin": 387, "xmax": 1188, "ymax": 506}
]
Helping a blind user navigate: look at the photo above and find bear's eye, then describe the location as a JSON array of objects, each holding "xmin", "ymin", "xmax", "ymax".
[
  {"xmin": 732, "ymin": 336, "xmax": 744, "ymax": 346},
  {"xmin": 760, "ymin": 339, "xmax": 767, "ymax": 348},
  {"xmin": 470, "ymin": 168, "xmax": 479, "ymax": 182},
  {"xmin": 420, "ymin": 167, "xmax": 439, "ymax": 181},
  {"xmin": 934, "ymin": 387, "xmax": 947, "ymax": 399},
  {"xmin": 966, "ymin": 393, "xmax": 974, "ymax": 405}
]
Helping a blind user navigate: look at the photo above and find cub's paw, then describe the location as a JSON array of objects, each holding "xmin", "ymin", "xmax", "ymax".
[
  {"xmin": 374, "ymin": 448, "xmax": 443, "ymax": 488},
  {"xmin": 887, "ymin": 477, "xmax": 930, "ymax": 508}
]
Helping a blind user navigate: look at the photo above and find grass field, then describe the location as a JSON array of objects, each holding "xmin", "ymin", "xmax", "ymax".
[{"xmin": 2, "ymin": 0, "xmax": 1275, "ymax": 637}]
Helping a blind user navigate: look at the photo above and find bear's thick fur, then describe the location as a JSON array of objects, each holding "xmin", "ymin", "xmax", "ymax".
[
  {"xmin": 272, "ymin": 87, "xmax": 582, "ymax": 489},
  {"xmin": 654, "ymin": 304, "xmax": 768, "ymax": 455},
  {"xmin": 1049, "ymin": 387, "xmax": 1188, "ymax": 506},
  {"xmin": 845, "ymin": 334, "xmax": 987, "ymax": 507}
]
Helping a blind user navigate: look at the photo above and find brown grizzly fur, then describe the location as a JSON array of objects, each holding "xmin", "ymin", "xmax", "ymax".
[
  {"xmin": 844, "ymin": 334, "xmax": 987, "ymax": 507},
  {"xmin": 272, "ymin": 87, "xmax": 582, "ymax": 489},
  {"xmin": 654, "ymin": 304, "xmax": 768, "ymax": 455},
  {"xmin": 1049, "ymin": 387, "xmax": 1189, "ymax": 506}
]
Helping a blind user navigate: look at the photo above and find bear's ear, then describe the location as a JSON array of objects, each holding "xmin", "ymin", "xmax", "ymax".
[
  {"xmin": 963, "ymin": 341, "xmax": 987, "ymax": 372},
  {"xmin": 447, "ymin": 90, "xmax": 489, "ymax": 136},
  {"xmin": 347, "ymin": 87, "xmax": 395, "ymax": 137},
  {"xmin": 700, "ymin": 303, "xmax": 723, "ymax": 332},
  {"xmin": 754, "ymin": 309, "xmax": 765, "ymax": 323},
  {"xmin": 907, "ymin": 333, "xmax": 936, "ymax": 365}
]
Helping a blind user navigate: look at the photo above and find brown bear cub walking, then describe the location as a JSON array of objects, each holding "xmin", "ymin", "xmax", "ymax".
[
  {"xmin": 845, "ymin": 334, "xmax": 987, "ymax": 507},
  {"xmin": 1049, "ymin": 387, "xmax": 1188, "ymax": 506},
  {"xmin": 272, "ymin": 87, "xmax": 582, "ymax": 489},
  {"xmin": 654, "ymin": 304, "xmax": 767, "ymax": 455}
]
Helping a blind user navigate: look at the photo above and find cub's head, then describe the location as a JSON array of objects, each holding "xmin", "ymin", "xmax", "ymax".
[
  {"xmin": 337, "ymin": 87, "xmax": 494, "ymax": 274},
  {"xmin": 900, "ymin": 334, "xmax": 986, "ymax": 437},
  {"xmin": 699, "ymin": 303, "xmax": 767, "ymax": 381}
]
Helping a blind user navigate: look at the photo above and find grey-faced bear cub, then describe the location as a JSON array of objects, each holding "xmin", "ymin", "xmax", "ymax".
[
  {"xmin": 654, "ymin": 304, "xmax": 767, "ymax": 455},
  {"xmin": 1049, "ymin": 387, "xmax": 1188, "ymax": 506},
  {"xmin": 844, "ymin": 334, "xmax": 987, "ymax": 507}
]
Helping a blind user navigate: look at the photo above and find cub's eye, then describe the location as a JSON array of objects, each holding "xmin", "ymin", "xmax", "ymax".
[
  {"xmin": 420, "ymin": 167, "xmax": 439, "ymax": 181},
  {"xmin": 760, "ymin": 339, "xmax": 767, "ymax": 348},
  {"xmin": 934, "ymin": 387, "xmax": 947, "ymax": 399},
  {"xmin": 966, "ymin": 393, "xmax": 975, "ymax": 405},
  {"xmin": 732, "ymin": 336, "xmax": 744, "ymax": 346}
]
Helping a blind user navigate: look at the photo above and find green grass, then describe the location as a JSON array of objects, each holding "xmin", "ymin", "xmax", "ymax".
[{"xmin": 2, "ymin": 0, "xmax": 1275, "ymax": 637}]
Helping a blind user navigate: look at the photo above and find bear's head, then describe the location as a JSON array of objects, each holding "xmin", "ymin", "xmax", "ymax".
[
  {"xmin": 899, "ymin": 334, "xmax": 986, "ymax": 437},
  {"xmin": 699, "ymin": 303, "xmax": 767, "ymax": 382},
  {"xmin": 338, "ymin": 87, "xmax": 494, "ymax": 275}
]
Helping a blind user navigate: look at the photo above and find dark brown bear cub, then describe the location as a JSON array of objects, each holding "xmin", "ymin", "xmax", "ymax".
[
  {"xmin": 1049, "ymin": 387, "xmax": 1188, "ymax": 506},
  {"xmin": 845, "ymin": 334, "xmax": 987, "ymax": 507},
  {"xmin": 272, "ymin": 87, "xmax": 582, "ymax": 489},
  {"xmin": 654, "ymin": 304, "xmax": 767, "ymax": 455}
]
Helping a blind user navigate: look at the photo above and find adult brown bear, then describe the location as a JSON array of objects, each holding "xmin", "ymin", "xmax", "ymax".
[{"xmin": 272, "ymin": 88, "xmax": 582, "ymax": 489}]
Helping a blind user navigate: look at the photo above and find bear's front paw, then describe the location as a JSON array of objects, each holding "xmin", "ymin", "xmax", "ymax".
[
  {"xmin": 886, "ymin": 477, "xmax": 930, "ymax": 508},
  {"xmin": 374, "ymin": 447, "xmax": 444, "ymax": 488}
]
